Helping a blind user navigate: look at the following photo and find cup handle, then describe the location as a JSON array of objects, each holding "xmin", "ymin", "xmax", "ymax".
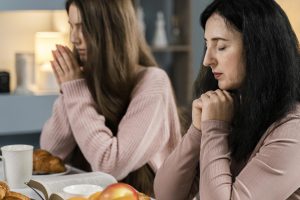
[{"xmin": 0, "ymin": 155, "xmax": 7, "ymax": 180}]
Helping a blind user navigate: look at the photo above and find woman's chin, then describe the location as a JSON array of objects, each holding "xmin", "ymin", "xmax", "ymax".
[
  {"xmin": 79, "ymin": 55, "xmax": 87, "ymax": 63},
  {"xmin": 218, "ymin": 83, "xmax": 236, "ymax": 91},
  {"xmin": 218, "ymin": 83, "xmax": 228, "ymax": 90}
]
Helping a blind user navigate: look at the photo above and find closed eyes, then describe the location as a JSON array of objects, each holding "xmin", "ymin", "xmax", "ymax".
[{"xmin": 218, "ymin": 46, "xmax": 226, "ymax": 51}]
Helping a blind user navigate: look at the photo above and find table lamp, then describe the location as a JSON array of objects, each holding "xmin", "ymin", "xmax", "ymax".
[{"xmin": 35, "ymin": 32, "xmax": 67, "ymax": 93}]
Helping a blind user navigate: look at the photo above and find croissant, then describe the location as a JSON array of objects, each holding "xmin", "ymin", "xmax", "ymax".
[
  {"xmin": 3, "ymin": 191, "xmax": 30, "ymax": 200},
  {"xmin": 33, "ymin": 149, "xmax": 66, "ymax": 174},
  {"xmin": 0, "ymin": 182, "xmax": 30, "ymax": 200},
  {"xmin": 0, "ymin": 181, "xmax": 9, "ymax": 199}
]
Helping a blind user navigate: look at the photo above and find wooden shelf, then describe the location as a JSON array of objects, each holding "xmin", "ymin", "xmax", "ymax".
[{"xmin": 137, "ymin": 0, "xmax": 192, "ymax": 107}]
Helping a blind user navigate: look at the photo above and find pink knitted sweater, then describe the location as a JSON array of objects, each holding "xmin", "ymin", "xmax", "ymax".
[
  {"xmin": 40, "ymin": 67, "xmax": 181, "ymax": 180},
  {"xmin": 154, "ymin": 103, "xmax": 300, "ymax": 200}
]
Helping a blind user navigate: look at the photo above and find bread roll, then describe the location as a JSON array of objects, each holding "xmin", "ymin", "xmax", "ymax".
[{"xmin": 33, "ymin": 149, "xmax": 66, "ymax": 174}]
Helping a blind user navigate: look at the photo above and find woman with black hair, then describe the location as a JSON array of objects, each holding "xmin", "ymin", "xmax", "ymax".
[{"xmin": 154, "ymin": 0, "xmax": 300, "ymax": 199}]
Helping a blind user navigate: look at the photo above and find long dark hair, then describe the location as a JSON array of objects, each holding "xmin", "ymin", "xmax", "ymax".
[
  {"xmin": 66, "ymin": 0, "xmax": 157, "ymax": 195},
  {"xmin": 66, "ymin": 0, "xmax": 156, "ymax": 134},
  {"xmin": 195, "ymin": 0, "xmax": 300, "ymax": 162}
]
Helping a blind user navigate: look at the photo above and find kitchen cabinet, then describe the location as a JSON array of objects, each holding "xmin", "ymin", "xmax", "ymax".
[
  {"xmin": 0, "ymin": 94, "xmax": 57, "ymax": 135},
  {"xmin": 0, "ymin": 94, "xmax": 56, "ymax": 147}
]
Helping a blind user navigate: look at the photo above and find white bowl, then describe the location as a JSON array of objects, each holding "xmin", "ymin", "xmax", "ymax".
[{"xmin": 63, "ymin": 184, "xmax": 103, "ymax": 197}]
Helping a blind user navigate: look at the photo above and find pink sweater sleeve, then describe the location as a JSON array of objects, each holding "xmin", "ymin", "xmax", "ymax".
[
  {"xmin": 59, "ymin": 75, "xmax": 178, "ymax": 180},
  {"xmin": 40, "ymin": 95, "xmax": 76, "ymax": 159},
  {"xmin": 200, "ymin": 119, "xmax": 300, "ymax": 200},
  {"xmin": 154, "ymin": 125, "xmax": 201, "ymax": 200}
]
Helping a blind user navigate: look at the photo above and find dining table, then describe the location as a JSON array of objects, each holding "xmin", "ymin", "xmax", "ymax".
[{"xmin": 0, "ymin": 161, "xmax": 155, "ymax": 200}]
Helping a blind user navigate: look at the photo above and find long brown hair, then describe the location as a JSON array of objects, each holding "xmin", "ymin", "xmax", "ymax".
[{"xmin": 66, "ymin": 0, "xmax": 157, "ymax": 195}]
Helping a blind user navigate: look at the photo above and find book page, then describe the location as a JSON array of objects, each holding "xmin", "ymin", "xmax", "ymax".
[{"xmin": 28, "ymin": 172, "xmax": 117, "ymax": 200}]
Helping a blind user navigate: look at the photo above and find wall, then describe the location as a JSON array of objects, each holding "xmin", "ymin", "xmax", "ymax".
[
  {"xmin": 191, "ymin": 0, "xmax": 210, "ymax": 80},
  {"xmin": 277, "ymin": 0, "xmax": 300, "ymax": 39}
]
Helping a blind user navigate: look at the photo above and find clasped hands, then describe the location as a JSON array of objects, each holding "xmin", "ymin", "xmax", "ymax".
[
  {"xmin": 50, "ymin": 45, "xmax": 83, "ymax": 87},
  {"xmin": 192, "ymin": 89, "xmax": 234, "ymax": 131}
]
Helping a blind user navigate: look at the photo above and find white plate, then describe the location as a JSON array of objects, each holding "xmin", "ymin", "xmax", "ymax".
[
  {"xmin": 63, "ymin": 184, "xmax": 103, "ymax": 197},
  {"xmin": 32, "ymin": 165, "xmax": 71, "ymax": 178}
]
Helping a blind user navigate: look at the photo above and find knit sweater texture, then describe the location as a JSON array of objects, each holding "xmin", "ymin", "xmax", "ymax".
[
  {"xmin": 154, "ymin": 103, "xmax": 300, "ymax": 200},
  {"xmin": 40, "ymin": 67, "xmax": 181, "ymax": 180}
]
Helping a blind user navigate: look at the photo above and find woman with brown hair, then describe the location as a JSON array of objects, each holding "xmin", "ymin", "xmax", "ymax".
[{"xmin": 40, "ymin": 0, "xmax": 181, "ymax": 196}]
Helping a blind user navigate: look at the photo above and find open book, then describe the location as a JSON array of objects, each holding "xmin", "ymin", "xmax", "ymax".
[{"xmin": 27, "ymin": 172, "xmax": 117, "ymax": 200}]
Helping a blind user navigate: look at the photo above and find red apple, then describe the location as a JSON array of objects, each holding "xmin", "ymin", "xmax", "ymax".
[{"xmin": 98, "ymin": 183, "xmax": 139, "ymax": 200}]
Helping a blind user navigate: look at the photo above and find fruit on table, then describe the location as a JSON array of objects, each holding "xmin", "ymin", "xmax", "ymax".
[
  {"xmin": 68, "ymin": 197, "xmax": 88, "ymax": 200},
  {"xmin": 67, "ymin": 191, "xmax": 102, "ymax": 200},
  {"xmin": 88, "ymin": 191, "xmax": 102, "ymax": 200},
  {"xmin": 98, "ymin": 183, "xmax": 139, "ymax": 200}
]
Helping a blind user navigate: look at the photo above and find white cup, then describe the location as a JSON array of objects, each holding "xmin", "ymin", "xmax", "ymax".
[{"xmin": 0, "ymin": 144, "xmax": 33, "ymax": 189}]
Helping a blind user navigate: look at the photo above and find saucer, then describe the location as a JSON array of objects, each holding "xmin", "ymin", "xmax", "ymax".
[
  {"xmin": 63, "ymin": 184, "xmax": 103, "ymax": 197},
  {"xmin": 32, "ymin": 165, "xmax": 71, "ymax": 178}
]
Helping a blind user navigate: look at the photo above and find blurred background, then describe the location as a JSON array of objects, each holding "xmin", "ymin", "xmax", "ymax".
[{"xmin": 0, "ymin": 0, "xmax": 299, "ymax": 147}]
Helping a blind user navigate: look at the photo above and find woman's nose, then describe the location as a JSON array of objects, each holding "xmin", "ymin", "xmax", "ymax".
[
  {"xmin": 203, "ymin": 48, "xmax": 216, "ymax": 68},
  {"xmin": 70, "ymin": 30, "xmax": 80, "ymax": 44}
]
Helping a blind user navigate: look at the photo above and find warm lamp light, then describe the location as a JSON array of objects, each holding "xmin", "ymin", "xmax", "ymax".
[{"xmin": 35, "ymin": 32, "xmax": 67, "ymax": 92}]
